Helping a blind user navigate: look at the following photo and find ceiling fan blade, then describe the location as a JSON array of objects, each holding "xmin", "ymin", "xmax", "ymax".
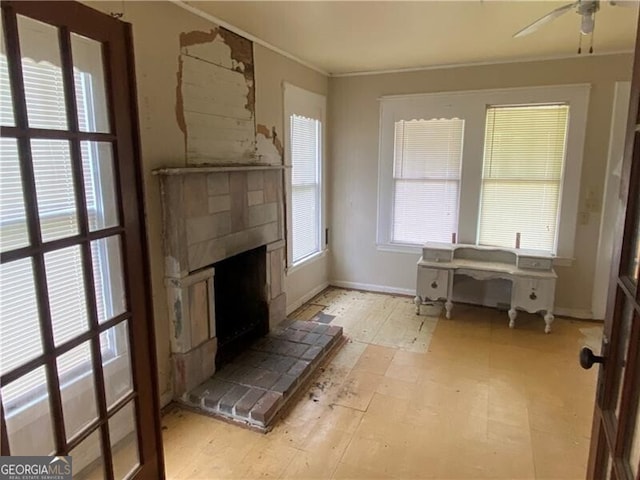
[{"xmin": 513, "ymin": 1, "xmax": 579, "ymax": 38}]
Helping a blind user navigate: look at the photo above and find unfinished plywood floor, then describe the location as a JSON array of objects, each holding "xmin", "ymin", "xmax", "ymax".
[{"xmin": 162, "ymin": 287, "xmax": 599, "ymax": 479}]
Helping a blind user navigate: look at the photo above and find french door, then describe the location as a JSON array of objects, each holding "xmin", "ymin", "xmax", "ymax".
[
  {"xmin": 0, "ymin": 2, "xmax": 164, "ymax": 478},
  {"xmin": 585, "ymin": 10, "xmax": 640, "ymax": 480}
]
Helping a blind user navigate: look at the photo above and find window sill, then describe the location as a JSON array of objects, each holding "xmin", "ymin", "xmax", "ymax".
[
  {"xmin": 376, "ymin": 243, "xmax": 422, "ymax": 255},
  {"xmin": 287, "ymin": 249, "xmax": 328, "ymax": 275}
]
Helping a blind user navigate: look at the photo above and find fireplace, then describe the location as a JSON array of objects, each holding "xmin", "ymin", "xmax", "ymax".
[
  {"xmin": 214, "ymin": 246, "xmax": 268, "ymax": 366},
  {"xmin": 154, "ymin": 165, "xmax": 287, "ymax": 397}
]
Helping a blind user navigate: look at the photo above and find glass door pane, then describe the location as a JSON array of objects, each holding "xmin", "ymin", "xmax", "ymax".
[
  {"xmin": 1, "ymin": 14, "xmax": 15, "ymax": 126},
  {"xmin": 70, "ymin": 33, "xmax": 110, "ymax": 134},
  {"xmin": 1, "ymin": 367, "xmax": 56, "ymax": 456},
  {"xmin": 17, "ymin": 15, "xmax": 68, "ymax": 130},
  {"xmin": 625, "ymin": 202, "xmax": 640, "ymax": 286}
]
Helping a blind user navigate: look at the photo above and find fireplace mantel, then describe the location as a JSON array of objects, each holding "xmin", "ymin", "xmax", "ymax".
[{"xmin": 152, "ymin": 164, "xmax": 287, "ymax": 176}]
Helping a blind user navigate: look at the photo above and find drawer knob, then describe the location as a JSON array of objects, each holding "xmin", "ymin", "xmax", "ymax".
[
  {"xmin": 431, "ymin": 281, "xmax": 438, "ymax": 289},
  {"xmin": 529, "ymin": 292, "xmax": 537, "ymax": 300}
]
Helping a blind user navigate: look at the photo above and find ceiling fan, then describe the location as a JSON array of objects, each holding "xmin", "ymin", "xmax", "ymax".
[{"xmin": 513, "ymin": 0, "xmax": 635, "ymax": 39}]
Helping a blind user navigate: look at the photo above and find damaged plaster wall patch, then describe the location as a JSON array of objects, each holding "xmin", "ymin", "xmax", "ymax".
[
  {"xmin": 256, "ymin": 124, "xmax": 284, "ymax": 164},
  {"xmin": 177, "ymin": 27, "xmax": 256, "ymax": 164}
]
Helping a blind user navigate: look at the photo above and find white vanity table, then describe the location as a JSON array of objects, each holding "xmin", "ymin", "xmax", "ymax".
[{"xmin": 415, "ymin": 243, "xmax": 557, "ymax": 333}]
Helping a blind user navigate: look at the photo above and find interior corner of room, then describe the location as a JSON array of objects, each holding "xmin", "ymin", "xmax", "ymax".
[
  {"xmin": 2, "ymin": 0, "xmax": 640, "ymax": 478},
  {"xmin": 84, "ymin": 0, "xmax": 636, "ymax": 424}
]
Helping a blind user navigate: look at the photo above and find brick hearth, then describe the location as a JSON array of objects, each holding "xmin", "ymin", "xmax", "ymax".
[{"xmin": 183, "ymin": 320, "xmax": 343, "ymax": 431}]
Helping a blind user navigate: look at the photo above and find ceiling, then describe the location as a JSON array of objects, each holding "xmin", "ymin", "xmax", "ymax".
[{"xmin": 182, "ymin": 1, "xmax": 638, "ymax": 75}]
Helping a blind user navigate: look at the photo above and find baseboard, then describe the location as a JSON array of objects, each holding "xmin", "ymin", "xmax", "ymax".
[
  {"xmin": 286, "ymin": 281, "xmax": 330, "ymax": 315},
  {"xmin": 328, "ymin": 281, "xmax": 598, "ymax": 321},
  {"xmin": 329, "ymin": 280, "xmax": 415, "ymax": 297},
  {"xmin": 554, "ymin": 307, "xmax": 597, "ymax": 320}
]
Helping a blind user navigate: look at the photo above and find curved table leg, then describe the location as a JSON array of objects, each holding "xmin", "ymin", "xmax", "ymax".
[
  {"xmin": 445, "ymin": 300, "xmax": 453, "ymax": 319},
  {"xmin": 544, "ymin": 312, "xmax": 554, "ymax": 334},
  {"xmin": 414, "ymin": 296, "xmax": 422, "ymax": 315},
  {"xmin": 508, "ymin": 308, "xmax": 517, "ymax": 329}
]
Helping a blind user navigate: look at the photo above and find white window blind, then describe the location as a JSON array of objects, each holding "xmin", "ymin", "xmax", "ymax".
[
  {"xmin": 478, "ymin": 104, "xmax": 569, "ymax": 252},
  {"xmin": 290, "ymin": 114, "xmax": 321, "ymax": 264},
  {"xmin": 392, "ymin": 118, "xmax": 463, "ymax": 244},
  {"xmin": 0, "ymin": 56, "xmax": 112, "ymax": 405}
]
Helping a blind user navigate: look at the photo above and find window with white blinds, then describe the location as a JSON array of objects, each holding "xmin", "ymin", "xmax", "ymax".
[
  {"xmin": 378, "ymin": 86, "xmax": 588, "ymax": 258},
  {"xmin": 290, "ymin": 114, "xmax": 321, "ymax": 264},
  {"xmin": 392, "ymin": 119, "xmax": 463, "ymax": 244},
  {"xmin": 284, "ymin": 83, "xmax": 325, "ymax": 268},
  {"xmin": 0, "ymin": 56, "xmax": 114, "ymax": 405},
  {"xmin": 478, "ymin": 104, "xmax": 569, "ymax": 252}
]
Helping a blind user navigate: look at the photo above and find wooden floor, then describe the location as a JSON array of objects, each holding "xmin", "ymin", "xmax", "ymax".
[{"xmin": 162, "ymin": 288, "xmax": 601, "ymax": 479}]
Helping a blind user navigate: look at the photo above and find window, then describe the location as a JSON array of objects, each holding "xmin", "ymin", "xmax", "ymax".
[
  {"xmin": 290, "ymin": 114, "xmax": 321, "ymax": 263},
  {"xmin": 392, "ymin": 118, "xmax": 463, "ymax": 244},
  {"xmin": 479, "ymin": 104, "xmax": 569, "ymax": 251},
  {"xmin": 377, "ymin": 85, "xmax": 589, "ymax": 259},
  {"xmin": 284, "ymin": 83, "xmax": 326, "ymax": 267},
  {"xmin": 0, "ymin": 55, "xmax": 123, "ymax": 406}
]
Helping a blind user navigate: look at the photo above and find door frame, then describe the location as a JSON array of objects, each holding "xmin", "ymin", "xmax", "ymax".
[
  {"xmin": 593, "ymin": 81, "xmax": 631, "ymax": 320},
  {"xmin": 587, "ymin": 10, "xmax": 640, "ymax": 479}
]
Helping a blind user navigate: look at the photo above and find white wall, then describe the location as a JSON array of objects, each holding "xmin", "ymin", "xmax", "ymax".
[
  {"xmin": 253, "ymin": 45, "xmax": 331, "ymax": 314},
  {"xmin": 328, "ymin": 54, "xmax": 633, "ymax": 317}
]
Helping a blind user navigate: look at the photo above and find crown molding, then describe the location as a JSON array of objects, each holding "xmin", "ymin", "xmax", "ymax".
[{"xmin": 331, "ymin": 49, "xmax": 634, "ymax": 77}]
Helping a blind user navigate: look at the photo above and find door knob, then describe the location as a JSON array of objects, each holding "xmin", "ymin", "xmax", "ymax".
[{"xmin": 580, "ymin": 347, "xmax": 605, "ymax": 370}]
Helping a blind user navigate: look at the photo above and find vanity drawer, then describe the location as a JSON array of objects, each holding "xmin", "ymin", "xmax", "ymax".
[
  {"xmin": 517, "ymin": 256, "xmax": 553, "ymax": 271},
  {"xmin": 512, "ymin": 277, "xmax": 555, "ymax": 313},
  {"xmin": 422, "ymin": 248, "xmax": 454, "ymax": 263},
  {"xmin": 417, "ymin": 267, "xmax": 449, "ymax": 300}
]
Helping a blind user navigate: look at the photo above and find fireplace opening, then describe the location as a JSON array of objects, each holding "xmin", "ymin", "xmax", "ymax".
[{"xmin": 213, "ymin": 245, "xmax": 269, "ymax": 367}]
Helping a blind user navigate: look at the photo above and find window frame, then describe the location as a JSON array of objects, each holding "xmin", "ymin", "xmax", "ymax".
[
  {"xmin": 377, "ymin": 84, "xmax": 590, "ymax": 262},
  {"xmin": 283, "ymin": 82, "xmax": 327, "ymax": 270}
]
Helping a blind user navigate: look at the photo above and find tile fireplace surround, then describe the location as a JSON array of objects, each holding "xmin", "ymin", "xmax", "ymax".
[{"xmin": 154, "ymin": 165, "xmax": 287, "ymax": 398}]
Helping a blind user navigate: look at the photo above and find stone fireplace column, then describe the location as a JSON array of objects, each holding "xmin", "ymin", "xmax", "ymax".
[
  {"xmin": 267, "ymin": 239, "xmax": 286, "ymax": 329},
  {"xmin": 165, "ymin": 267, "xmax": 216, "ymax": 397}
]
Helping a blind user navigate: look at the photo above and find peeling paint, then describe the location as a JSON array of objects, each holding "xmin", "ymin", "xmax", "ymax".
[
  {"xmin": 175, "ymin": 55, "xmax": 187, "ymax": 156},
  {"xmin": 179, "ymin": 27, "xmax": 254, "ymax": 115},
  {"xmin": 256, "ymin": 124, "xmax": 270, "ymax": 138},
  {"xmin": 256, "ymin": 124, "xmax": 284, "ymax": 158},
  {"xmin": 272, "ymin": 128, "xmax": 283, "ymax": 157},
  {"xmin": 219, "ymin": 28, "xmax": 255, "ymax": 115},
  {"xmin": 177, "ymin": 26, "xmax": 257, "ymax": 162},
  {"xmin": 218, "ymin": 28, "xmax": 252, "ymax": 66},
  {"xmin": 180, "ymin": 28, "xmax": 220, "ymax": 48},
  {"xmin": 173, "ymin": 297, "xmax": 183, "ymax": 339}
]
